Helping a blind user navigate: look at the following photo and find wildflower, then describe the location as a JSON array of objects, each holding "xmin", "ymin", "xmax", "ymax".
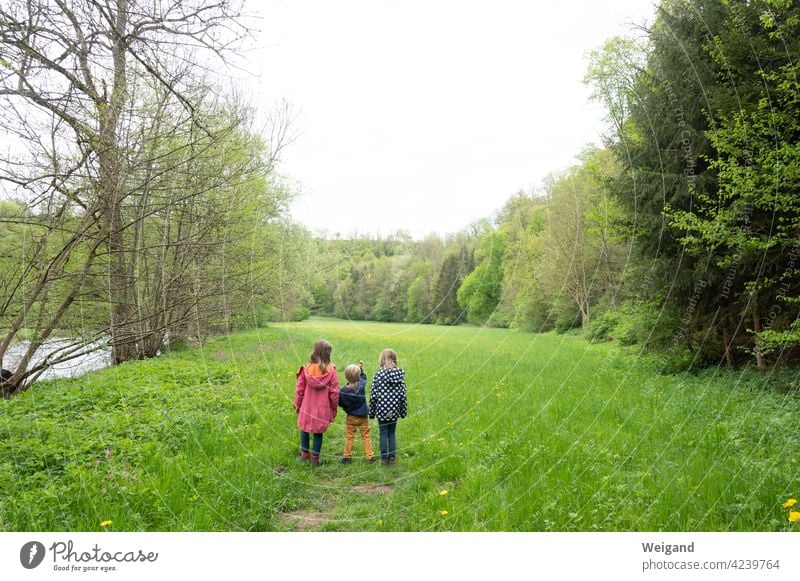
[
  {"xmin": 439, "ymin": 489, "xmax": 448, "ymax": 496},
  {"xmin": 376, "ymin": 519, "xmax": 383, "ymax": 527},
  {"xmin": 782, "ymin": 499, "xmax": 797, "ymax": 509},
  {"xmin": 100, "ymin": 520, "xmax": 112, "ymax": 527},
  {"xmin": 440, "ymin": 510, "xmax": 448, "ymax": 516},
  {"xmin": 789, "ymin": 512, "xmax": 800, "ymax": 524}
]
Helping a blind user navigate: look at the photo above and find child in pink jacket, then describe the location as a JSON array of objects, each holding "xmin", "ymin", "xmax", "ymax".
[{"xmin": 294, "ymin": 339, "xmax": 340, "ymax": 466}]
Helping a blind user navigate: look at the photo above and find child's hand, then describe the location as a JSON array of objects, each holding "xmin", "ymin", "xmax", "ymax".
[{"xmin": 359, "ymin": 360, "xmax": 364, "ymax": 368}]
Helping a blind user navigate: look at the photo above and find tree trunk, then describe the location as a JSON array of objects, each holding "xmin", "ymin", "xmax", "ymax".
[
  {"xmin": 721, "ymin": 326, "xmax": 735, "ymax": 368},
  {"xmin": 102, "ymin": 0, "xmax": 137, "ymax": 365},
  {"xmin": 752, "ymin": 310, "xmax": 768, "ymax": 371},
  {"xmin": 580, "ymin": 301, "xmax": 590, "ymax": 327}
]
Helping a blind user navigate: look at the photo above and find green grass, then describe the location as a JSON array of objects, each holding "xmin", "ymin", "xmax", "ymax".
[{"xmin": 1, "ymin": 318, "xmax": 799, "ymax": 531}]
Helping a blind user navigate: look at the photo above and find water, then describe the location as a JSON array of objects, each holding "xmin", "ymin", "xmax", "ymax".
[{"xmin": 3, "ymin": 338, "xmax": 111, "ymax": 380}]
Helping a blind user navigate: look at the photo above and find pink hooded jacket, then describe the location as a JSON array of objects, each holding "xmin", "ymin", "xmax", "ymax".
[{"xmin": 294, "ymin": 363, "xmax": 340, "ymax": 433}]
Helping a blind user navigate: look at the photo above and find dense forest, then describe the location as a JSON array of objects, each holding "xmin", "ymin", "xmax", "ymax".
[{"xmin": 1, "ymin": 0, "xmax": 799, "ymax": 396}]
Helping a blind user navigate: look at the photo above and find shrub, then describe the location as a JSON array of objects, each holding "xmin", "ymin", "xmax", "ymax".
[
  {"xmin": 555, "ymin": 312, "xmax": 581, "ymax": 334},
  {"xmin": 513, "ymin": 300, "xmax": 553, "ymax": 332},
  {"xmin": 586, "ymin": 310, "xmax": 621, "ymax": 342},
  {"xmin": 255, "ymin": 306, "xmax": 281, "ymax": 326},
  {"xmin": 290, "ymin": 306, "xmax": 311, "ymax": 322}
]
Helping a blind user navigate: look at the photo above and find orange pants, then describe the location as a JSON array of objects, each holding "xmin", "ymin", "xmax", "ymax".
[{"xmin": 343, "ymin": 415, "xmax": 374, "ymax": 459}]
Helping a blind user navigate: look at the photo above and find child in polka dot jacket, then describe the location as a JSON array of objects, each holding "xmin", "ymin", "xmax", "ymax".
[{"xmin": 368, "ymin": 348, "xmax": 407, "ymax": 465}]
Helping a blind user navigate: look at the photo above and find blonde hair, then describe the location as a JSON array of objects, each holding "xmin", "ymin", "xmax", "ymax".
[
  {"xmin": 309, "ymin": 339, "xmax": 333, "ymax": 373},
  {"xmin": 344, "ymin": 364, "xmax": 361, "ymax": 384},
  {"xmin": 378, "ymin": 348, "xmax": 397, "ymax": 369}
]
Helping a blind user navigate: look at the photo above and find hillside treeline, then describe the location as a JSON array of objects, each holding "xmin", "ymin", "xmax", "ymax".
[{"xmin": 307, "ymin": 0, "xmax": 800, "ymax": 370}]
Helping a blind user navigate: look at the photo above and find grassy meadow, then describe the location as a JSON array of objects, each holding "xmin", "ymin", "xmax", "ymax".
[{"xmin": 1, "ymin": 318, "xmax": 799, "ymax": 531}]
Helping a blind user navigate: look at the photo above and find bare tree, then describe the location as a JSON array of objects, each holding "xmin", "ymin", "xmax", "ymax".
[
  {"xmin": 117, "ymin": 83, "xmax": 293, "ymax": 356},
  {"xmin": 0, "ymin": 0, "xmax": 257, "ymax": 395}
]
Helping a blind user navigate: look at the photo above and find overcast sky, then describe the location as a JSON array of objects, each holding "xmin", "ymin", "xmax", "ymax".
[{"xmin": 250, "ymin": 1, "xmax": 656, "ymax": 239}]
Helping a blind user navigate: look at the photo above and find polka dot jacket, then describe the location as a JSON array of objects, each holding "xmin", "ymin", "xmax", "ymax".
[{"xmin": 368, "ymin": 367, "xmax": 407, "ymax": 422}]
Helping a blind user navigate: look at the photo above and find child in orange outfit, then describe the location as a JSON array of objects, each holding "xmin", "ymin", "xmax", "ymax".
[{"xmin": 338, "ymin": 360, "xmax": 375, "ymax": 464}]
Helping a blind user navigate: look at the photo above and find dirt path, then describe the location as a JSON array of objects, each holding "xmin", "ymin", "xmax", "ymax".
[{"xmin": 277, "ymin": 479, "xmax": 395, "ymax": 531}]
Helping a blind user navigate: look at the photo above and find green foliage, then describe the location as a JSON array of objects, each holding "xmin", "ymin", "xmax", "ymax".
[
  {"xmin": 512, "ymin": 289, "xmax": 554, "ymax": 332},
  {"xmin": 457, "ymin": 230, "xmax": 506, "ymax": 325},
  {"xmin": 405, "ymin": 264, "xmax": 433, "ymax": 323},
  {"xmin": 586, "ymin": 309, "xmax": 622, "ymax": 343},
  {"xmin": 585, "ymin": 36, "xmax": 648, "ymax": 132},
  {"xmin": 757, "ymin": 319, "xmax": 800, "ymax": 357},
  {"xmin": 0, "ymin": 94, "xmax": 303, "ymax": 392},
  {"xmin": 307, "ymin": 233, "xmax": 422, "ymax": 324},
  {"xmin": 255, "ymin": 306, "xmax": 282, "ymax": 326},
  {"xmin": 290, "ymin": 306, "xmax": 311, "ymax": 322},
  {"xmin": 585, "ymin": 0, "xmax": 800, "ymax": 367},
  {"xmin": 499, "ymin": 150, "xmax": 627, "ymax": 333},
  {"xmin": 666, "ymin": 1, "xmax": 800, "ymax": 365},
  {"xmin": 431, "ymin": 243, "xmax": 473, "ymax": 325},
  {"xmin": 554, "ymin": 313, "xmax": 581, "ymax": 334},
  {"xmin": 370, "ymin": 297, "xmax": 393, "ymax": 322}
]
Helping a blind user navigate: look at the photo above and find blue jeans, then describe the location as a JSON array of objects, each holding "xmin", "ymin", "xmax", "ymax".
[
  {"xmin": 300, "ymin": 431, "xmax": 323, "ymax": 457},
  {"xmin": 378, "ymin": 420, "xmax": 397, "ymax": 460}
]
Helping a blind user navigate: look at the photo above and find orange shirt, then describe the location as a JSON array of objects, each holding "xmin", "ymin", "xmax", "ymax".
[{"xmin": 306, "ymin": 363, "xmax": 332, "ymax": 376}]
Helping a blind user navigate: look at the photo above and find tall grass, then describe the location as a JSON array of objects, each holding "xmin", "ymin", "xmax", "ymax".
[{"xmin": 1, "ymin": 318, "xmax": 798, "ymax": 531}]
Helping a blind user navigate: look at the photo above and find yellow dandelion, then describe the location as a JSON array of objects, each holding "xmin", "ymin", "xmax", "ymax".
[
  {"xmin": 782, "ymin": 498, "xmax": 797, "ymax": 509},
  {"xmin": 789, "ymin": 512, "xmax": 800, "ymax": 524},
  {"xmin": 439, "ymin": 489, "xmax": 448, "ymax": 496},
  {"xmin": 376, "ymin": 519, "xmax": 383, "ymax": 527},
  {"xmin": 440, "ymin": 510, "xmax": 448, "ymax": 516},
  {"xmin": 100, "ymin": 520, "xmax": 113, "ymax": 527}
]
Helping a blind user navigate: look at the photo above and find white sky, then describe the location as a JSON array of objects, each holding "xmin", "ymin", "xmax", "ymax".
[{"xmin": 250, "ymin": 1, "xmax": 656, "ymax": 239}]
